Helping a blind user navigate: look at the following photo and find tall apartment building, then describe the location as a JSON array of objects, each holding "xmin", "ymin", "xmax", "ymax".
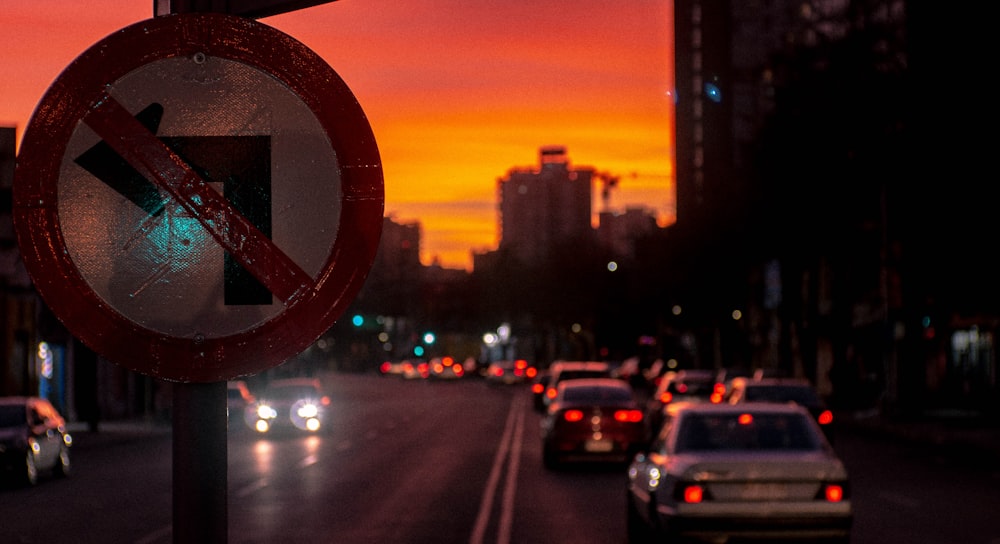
[{"xmin": 496, "ymin": 146, "xmax": 594, "ymax": 266}]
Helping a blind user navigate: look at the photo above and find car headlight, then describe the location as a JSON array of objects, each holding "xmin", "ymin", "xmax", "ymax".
[
  {"xmin": 256, "ymin": 404, "xmax": 277, "ymax": 419},
  {"xmin": 296, "ymin": 402, "xmax": 319, "ymax": 419}
]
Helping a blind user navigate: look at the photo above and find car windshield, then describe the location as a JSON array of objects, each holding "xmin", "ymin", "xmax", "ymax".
[
  {"xmin": 675, "ymin": 412, "xmax": 821, "ymax": 452},
  {"xmin": 0, "ymin": 405, "xmax": 26, "ymax": 428},
  {"xmin": 264, "ymin": 386, "xmax": 319, "ymax": 401}
]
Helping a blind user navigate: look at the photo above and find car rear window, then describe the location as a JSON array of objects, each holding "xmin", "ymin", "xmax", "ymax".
[
  {"xmin": 743, "ymin": 385, "xmax": 821, "ymax": 406},
  {"xmin": 675, "ymin": 412, "xmax": 820, "ymax": 452},
  {"xmin": 562, "ymin": 385, "xmax": 632, "ymax": 403}
]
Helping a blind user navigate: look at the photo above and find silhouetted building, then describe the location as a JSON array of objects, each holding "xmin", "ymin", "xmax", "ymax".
[{"xmin": 497, "ymin": 146, "xmax": 594, "ymax": 266}]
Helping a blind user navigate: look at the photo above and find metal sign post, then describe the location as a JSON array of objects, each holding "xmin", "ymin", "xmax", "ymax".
[{"xmin": 14, "ymin": 12, "xmax": 382, "ymax": 543}]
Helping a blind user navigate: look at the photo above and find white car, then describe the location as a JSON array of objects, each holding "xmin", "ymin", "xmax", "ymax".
[{"xmin": 626, "ymin": 402, "xmax": 852, "ymax": 543}]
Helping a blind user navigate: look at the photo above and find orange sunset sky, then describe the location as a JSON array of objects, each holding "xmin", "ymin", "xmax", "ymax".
[{"xmin": 2, "ymin": 0, "xmax": 675, "ymax": 271}]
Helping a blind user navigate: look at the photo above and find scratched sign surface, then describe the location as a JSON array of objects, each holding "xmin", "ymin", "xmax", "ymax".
[{"xmin": 14, "ymin": 13, "xmax": 383, "ymax": 381}]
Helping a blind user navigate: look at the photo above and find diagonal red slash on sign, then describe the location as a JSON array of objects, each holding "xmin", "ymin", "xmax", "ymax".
[{"xmin": 83, "ymin": 92, "xmax": 313, "ymax": 305}]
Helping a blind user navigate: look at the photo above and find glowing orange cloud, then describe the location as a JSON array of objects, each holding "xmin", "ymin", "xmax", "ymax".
[{"xmin": 3, "ymin": 0, "xmax": 674, "ymax": 271}]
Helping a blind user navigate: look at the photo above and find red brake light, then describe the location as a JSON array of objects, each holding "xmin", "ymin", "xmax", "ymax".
[
  {"xmin": 526, "ymin": 367, "xmax": 537, "ymax": 378},
  {"xmin": 380, "ymin": 362, "xmax": 391, "ymax": 373},
  {"xmin": 817, "ymin": 410, "xmax": 834, "ymax": 425},
  {"xmin": 563, "ymin": 410, "xmax": 584, "ymax": 422},
  {"xmin": 738, "ymin": 413, "xmax": 753, "ymax": 425},
  {"xmin": 613, "ymin": 410, "xmax": 643, "ymax": 423},
  {"xmin": 824, "ymin": 484, "xmax": 844, "ymax": 502},
  {"xmin": 532, "ymin": 383, "xmax": 544, "ymax": 394},
  {"xmin": 682, "ymin": 485, "xmax": 704, "ymax": 503},
  {"xmin": 546, "ymin": 388, "xmax": 557, "ymax": 399},
  {"xmin": 515, "ymin": 359, "xmax": 528, "ymax": 369},
  {"xmin": 658, "ymin": 392, "xmax": 673, "ymax": 404},
  {"xmin": 677, "ymin": 384, "xmax": 688, "ymax": 393},
  {"xmin": 709, "ymin": 392, "xmax": 723, "ymax": 403},
  {"xmin": 442, "ymin": 356, "xmax": 454, "ymax": 366}
]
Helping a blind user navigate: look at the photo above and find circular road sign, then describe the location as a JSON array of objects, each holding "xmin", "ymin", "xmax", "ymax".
[{"xmin": 14, "ymin": 13, "xmax": 384, "ymax": 382}]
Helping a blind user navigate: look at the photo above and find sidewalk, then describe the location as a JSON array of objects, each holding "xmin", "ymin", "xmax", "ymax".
[{"xmin": 835, "ymin": 408, "xmax": 1000, "ymax": 464}]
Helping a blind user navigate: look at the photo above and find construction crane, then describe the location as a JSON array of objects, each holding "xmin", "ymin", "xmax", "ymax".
[{"xmin": 593, "ymin": 171, "xmax": 620, "ymax": 212}]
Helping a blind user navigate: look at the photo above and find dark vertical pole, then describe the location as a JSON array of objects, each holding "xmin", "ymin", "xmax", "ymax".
[{"xmin": 173, "ymin": 381, "xmax": 227, "ymax": 543}]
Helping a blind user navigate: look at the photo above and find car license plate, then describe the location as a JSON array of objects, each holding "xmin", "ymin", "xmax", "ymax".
[
  {"xmin": 584, "ymin": 439, "xmax": 613, "ymax": 452},
  {"xmin": 739, "ymin": 484, "xmax": 788, "ymax": 500}
]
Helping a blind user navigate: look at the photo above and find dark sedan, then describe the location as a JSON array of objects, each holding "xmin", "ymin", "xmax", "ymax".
[
  {"xmin": 540, "ymin": 378, "xmax": 647, "ymax": 469},
  {"xmin": 0, "ymin": 396, "xmax": 72, "ymax": 486}
]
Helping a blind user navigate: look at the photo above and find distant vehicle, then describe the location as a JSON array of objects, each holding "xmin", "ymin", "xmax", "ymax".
[
  {"xmin": 428, "ymin": 356, "xmax": 465, "ymax": 379},
  {"xmin": 644, "ymin": 369, "xmax": 719, "ymax": 433},
  {"xmin": 726, "ymin": 377, "xmax": 836, "ymax": 441},
  {"xmin": 542, "ymin": 361, "xmax": 613, "ymax": 408},
  {"xmin": 530, "ymin": 369, "xmax": 552, "ymax": 412},
  {"xmin": 226, "ymin": 380, "xmax": 256, "ymax": 429},
  {"xmin": 541, "ymin": 378, "xmax": 646, "ymax": 469},
  {"xmin": 403, "ymin": 360, "xmax": 432, "ymax": 380},
  {"xmin": 252, "ymin": 378, "xmax": 331, "ymax": 434},
  {"xmin": 485, "ymin": 359, "xmax": 534, "ymax": 385},
  {"xmin": 626, "ymin": 402, "xmax": 852, "ymax": 543},
  {"xmin": 0, "ymin": 396, "xmax": 72, "ymax": 486}
]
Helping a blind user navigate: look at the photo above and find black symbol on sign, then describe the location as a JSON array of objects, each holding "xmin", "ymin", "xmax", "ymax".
[{"xmin": 75, "ymin": 103, "xmax": 273, "ymax": 306}]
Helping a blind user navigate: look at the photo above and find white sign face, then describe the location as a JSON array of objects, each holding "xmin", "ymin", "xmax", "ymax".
[
  {"xmin": 15, "ymin": 12, "xmax": 383, "ymax": 381},
  {"xmin": 59, "ymin": 56, "xmax": 341, "ymax": 338}
]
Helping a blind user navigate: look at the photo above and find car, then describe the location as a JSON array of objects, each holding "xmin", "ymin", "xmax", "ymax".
[
  {"xmin": 541, "ymin": 361, "xmax": 613, "ymax": 408},
  {"xmin": 644, "ymin": 369, "xmax": 720, "ymax": 433},
  {"xmin": 485, "ymin": 359, "xmax": 534, "ymax": 385},
  {"xmin": 251, "ymin": 378, "xmax": 331, "ymax": 434},
  {"xmin": 540, "ymin": 378, "xmax": 647, "ymax": 469},
  {"xmin": 0, "ymin": 396, "xmax": 73, "ymax": 486},
  {"xmin": 226, "ymin": 380, "xmax": 256, "ymax": 429},
  {"xmin": 726, "ymin": 377, "xmax": 836, "ymax": 441},
  {"xmin": 428, "ymin": 356, "xmax": 465, "ymax": 379},
  {"xmin": 626, "ymin": 402, "xmax": 852, "ymax": 543},
  {"xmin": 400, "ymin": 359, "xmax": 431, "ymax": 380},
  {"xmin": 530, "ymin": 369, "xmax": 552, "ymax": 412}
]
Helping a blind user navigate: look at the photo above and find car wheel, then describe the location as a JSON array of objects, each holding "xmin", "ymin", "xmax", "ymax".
[
  {"xmin": 21, "ymin": 451, "xmax": 39, "ymax": 486},
  {"xmin": 53, "ymin": 445, "xmax": 71, "ymax": 478}
]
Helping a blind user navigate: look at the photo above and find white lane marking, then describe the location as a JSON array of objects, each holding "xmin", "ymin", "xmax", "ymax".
[
  {"xmin": 497, "ymin": 397, "xmax": 526, "ymax": 544},
  {"xmin": 469, "ymin": 395, "xmax": 518, "ymax": 544},
  {"xmin": 236, "ymin": 478, "xmax": 269, "ymax": 498},
  {"xmin": 297, "ymin": 454, "xmax": 318, "ymax": 468}
]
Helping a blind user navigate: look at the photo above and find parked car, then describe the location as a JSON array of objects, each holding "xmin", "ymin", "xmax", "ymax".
[
  {"xmin": 0, "ymin": 396, "xmax": 72, "ymax": 486},
  {"xmin": 226, "ymin": 380, "xmax": 256, "ymax": 429},
  {"xmin": 541, "ymin": 378, "xmax": 646, "ymax": 469},
  {"xmin": 726, "ymin": 377, "xmax": 836, "ymax": 441},
  {"xmin": 626, "ymin": 402, "xmax": 852, "ymax": 543},
  {"xmin": 644, "ymin": 368, "xmax": 719, "ymax": 433},
  {"xmin": 251, "ymin": 378, "xmax": 331, "ymax": 434},
  {"xmin": 541, "ymin": 361, "xmax": 613, "ymax": 408},
  {"xmin": 485, "ymin": 359, "xmax": 534, "ymax": 385}
]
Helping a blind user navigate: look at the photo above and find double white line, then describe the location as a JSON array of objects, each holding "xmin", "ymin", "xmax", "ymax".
[{"xmin": 470, "ymin": 394, "xmax": 528, "ymax": 544}]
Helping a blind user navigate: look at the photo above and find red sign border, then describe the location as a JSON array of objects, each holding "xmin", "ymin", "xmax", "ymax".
[{"xmin": 14, "ymin": 13, "xmax": 384, "ymax": 382}]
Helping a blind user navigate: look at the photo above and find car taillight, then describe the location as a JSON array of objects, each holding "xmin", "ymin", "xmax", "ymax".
[
  {"xmin": 817, "ymin": 409, "xmax": 834, "ymax": 425},
  {"xmin": 532, "ymin": 383, "xmax": 544, "ymax": 394},
  {"xmin": 546, "ymin": 388, "xmax": 557, "ymax": 399},
  {"xmin": 563, "ymin": 410, "xmax": 584, "ymax": 422},
  {"xmin": 682, "ymin": 484, "xmax": 704, "ymax": 503},
  {"xmin": 380, "ymin": 362, "xmax": 391, "ymax": 373},
  {"xmin": 613, "ymin": 410, "xmax": 643, "ymax": 423},
  {"xmin": 822, "ymin": 483, "xmax": 846, "ymax": 502},
  {"xmin": 658, "ymin": 391, "xmax": 673, "ymax": 404}
]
